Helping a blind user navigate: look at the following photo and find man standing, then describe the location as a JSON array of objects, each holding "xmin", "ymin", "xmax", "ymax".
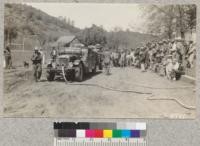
[
  {"xmin": 119, "ymin": 50, "xmax": 126, "ymax": 68},
  {"xmin": 50, "ymin": 47, "xmax": 57, "ymax": 62},
  {"xmin": 39, "ymin": 48, "xmax": 45, "ymax": 65},
  {"xmin": 187, "ymin": 41, "xmax": 196, "ymax": 68},
  {"xmin": 139, "ymin": 47, "xmax": 146, "ymax": 72},
  {"xmin": 103, "ymin": 48, "xmax": 111, "ymax": 75},
  {"xmin": 4, "ymin": 45, "xmax": 12, "ymax": 69},
  {"xmin": 31, "ymin": 46, "xmax": 43, "ymax": 82}
]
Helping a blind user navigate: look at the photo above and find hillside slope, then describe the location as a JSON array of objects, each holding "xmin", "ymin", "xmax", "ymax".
[
  {"xmin": 107, "ymin": 30, "xmax": 158, "ymax": 49},
  {"xmin": 4, "ymin": 3, "xmax": 80, "ymax": 49},
  {"xmin": 4, "ymin": 3, "xmax": 158, "ymax": 52}
]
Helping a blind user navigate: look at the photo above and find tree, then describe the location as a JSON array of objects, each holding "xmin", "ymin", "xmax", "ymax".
[
  {"xmin": 143, "ymin": 5, "xmax": 196, "ymax": 39},
  {"xmin": 4, "ymin": 26, "xmax": 18, "ymax": 45},
  {"xmin": 77, "ymin": 24, "xmax": 107, "ymax": 46},
  {"xmin": 4, "ymin": 16, "xmax": 18, "ymax": 45},
  {"xmin": 106, "ymin": 27, "xmax": 130, "ymax": 51}
]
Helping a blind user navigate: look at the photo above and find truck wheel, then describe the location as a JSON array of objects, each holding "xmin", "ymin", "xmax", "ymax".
[
  {"xmin": 47, "ymin": 71, "xmax": 55, "ymax": 81},
  {"xmin": 92, "ymin": 65, "xmax": 96, "ymax": 73},
  {"xmin": 99, "ymin": 63, "xmax": 103, "ymax": 70},
  {"xmin": 75, "ymin": 64, "xmax": 83, "ymax": 82}
]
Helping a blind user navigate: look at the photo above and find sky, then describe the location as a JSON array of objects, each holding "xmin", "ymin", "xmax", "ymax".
[{"xmin": 26, "ymin": 3, "xmax": 148, "ymax": 32}]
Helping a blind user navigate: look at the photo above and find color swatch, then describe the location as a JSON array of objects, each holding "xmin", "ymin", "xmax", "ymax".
[{"xmin": 54, "ymin": 122, "xmax": 146, "ymax": 138}]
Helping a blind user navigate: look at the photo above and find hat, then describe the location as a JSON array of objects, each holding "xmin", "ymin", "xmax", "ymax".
[
  {"xmin": 140, "ymin": 47, "xmax": 145, "ymax": 50},
  {"xmin": 171, "ymin": 40, "xmax": 175, "ymax": 43},
  {"xmin": 163, "ymin": 40, "xmax": 167, "ymax": 44},
  {"xmin": 88, "ymin": 45, "xmax": 96, "ymax": 49},
  {"xmin": 95, "ymin": 44, "xmax": 102, "ymax": 49},
  {"xmin": 167, "ymin": 54, "xmax": 172, "ymax": 58},
  {"xmin": 175, "ymin": 38, "xmax": 184, "ymax": 42},
  {"xmin": 34, "ymin": 46, "xmax": 39, "ymax": 51},
  {"xmin": 172, "ymin": 58, "xmax": 177, "ymax": 62}
]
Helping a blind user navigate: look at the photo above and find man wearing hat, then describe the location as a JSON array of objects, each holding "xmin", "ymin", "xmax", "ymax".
[
  {"xmin": 170, "ymin": 39, "xmax": 177, "ymax": 53},
  {"xmin": 119, "ymin": 49, "xmax": 126, "ymax": 68},
  {"xmin": 31, "ymin": 46, "xmax": 43, "ymax": 82},
  {"xmin": 186, "ymin": 41, "xmax": 196, "ymax": 68},
  {"xmin": 171, "ymin": 58, "xmax": 180, "ymax": 80},
  {"xmin": 139, "ymin": 47, "xmax": 147, "ymax": 72},
  {"xmin": 103, "ymin": 47, "xmax": 111, "ymax": 75},
  {"xmin": 4, "ymin": 45, "xmax": 12, "ymax": 69},
  {"xmin": 50, "ymin": 47, "xmax": 57, "ymax": 62},
  {"xmin": 95, "ymin": 44, "xmax": 104, "ymax": 70},
  {"xmin": 133, "ymin": 47, "xmax": 140, "ymax": 67}
]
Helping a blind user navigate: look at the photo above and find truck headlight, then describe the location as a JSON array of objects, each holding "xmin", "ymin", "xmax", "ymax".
[
  {"xmin": 68, "ymin": 62, "xmax": 73, "ymax": 68},
  {"xmin": 52, "ymin": 62, "xmax": 56, "ymax": 68}
]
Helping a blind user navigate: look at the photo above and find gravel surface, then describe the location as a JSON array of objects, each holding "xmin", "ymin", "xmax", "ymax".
[{"xmin": 3, "ymin": 67, "xmax": 196, "ymax": 118}]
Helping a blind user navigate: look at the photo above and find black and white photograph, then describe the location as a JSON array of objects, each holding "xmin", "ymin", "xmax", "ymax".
[{"xmin": 3, "ymin": 3, "xmax": 196, "ymax": 118}]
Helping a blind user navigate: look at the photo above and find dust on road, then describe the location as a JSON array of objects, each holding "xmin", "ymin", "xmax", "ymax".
[{"xmin": 3, "ymin": 67, "xmax": 196, "ymax": 118}]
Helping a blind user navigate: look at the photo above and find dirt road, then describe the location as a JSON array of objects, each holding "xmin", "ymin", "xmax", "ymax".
[{"xmin": 3, "ymin": 67, "xmax": 196, "ymax": 118}]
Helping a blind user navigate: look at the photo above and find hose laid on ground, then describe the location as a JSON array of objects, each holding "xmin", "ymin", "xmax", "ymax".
[
  {"xmin": 61, "ymin": 66, "xmax": 68, "ymax": 83},
  {"xmin": 61, "ymin": 66, "xmax": 152, "ymax": 95},
  {"xmin": 7, "ymin": 68, "xmax": 194, "ymax": 90},
  {"xmin": 147, "ymin": 96, "xmax": 196, "ymax": 110},
  {"xmin": 122, "ymin": 81, "xmax": 194, "ymax": 90},
  {"xmin": 59, "ymin": 67, "xmax": 195, "ymax": 109},
  {"xmin": 67, "ymin": 82, "xmax": 152, "ymax": 94}
]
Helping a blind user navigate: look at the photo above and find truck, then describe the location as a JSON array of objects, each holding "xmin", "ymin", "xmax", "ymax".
[{"xmin": 46, "ymin": 46, "xmax": 102, "ymax": 82}]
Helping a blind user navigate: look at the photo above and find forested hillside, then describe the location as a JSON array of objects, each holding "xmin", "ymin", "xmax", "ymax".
[
  {"xmin": 4, "ymin": 3, "xmax": 80, "ymax": 48},
  {"xmin": 4, "ymin": 3, "xmax": 158, "ymax": 51}
]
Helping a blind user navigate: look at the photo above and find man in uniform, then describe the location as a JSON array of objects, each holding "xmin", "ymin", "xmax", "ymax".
[
  {"xmin": 50, "ymin": 47, "xmax": 57, "ymax": 62},
  {"xmin": 103, "ymin": 48, "xmax": 111, "ymax": 75},
  {"xmin": 4, "ymin": 45, "xmax": 12, "ymax": 69},
  {"xmin": 119, "ymin": 50, "xmax": 126, "ymax": 68},
  {"xmin": 139, "ymin": 47, "xmax": 147, "ymax": 72},
  {"xmin": 186, "ymin": 41, "xmax": 196, "ymax": 68},
  {"xmin": 31, "ymin": 46, "xmax": 43, "ymax": 82}
]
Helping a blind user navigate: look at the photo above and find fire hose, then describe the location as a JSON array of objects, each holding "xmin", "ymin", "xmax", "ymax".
[
  {"xmin": 61, "ymin": 66, "xmax": 196, "ymax": 110},
  {"xmin": 61, "ymin": 66, "xmax": 152, "ymax": 95},
  {"xmin": 147, "ymin": 96, "xmax": 196, "ymax": 110},
  {"xmin": 7, "ymin": 68, "xmax": 194, "ymax": 90}
]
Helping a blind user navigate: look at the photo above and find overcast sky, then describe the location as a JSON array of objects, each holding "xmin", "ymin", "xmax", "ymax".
[{"xmin": 26, "ymin": 3, "xmax": 148, "ymax": 32}]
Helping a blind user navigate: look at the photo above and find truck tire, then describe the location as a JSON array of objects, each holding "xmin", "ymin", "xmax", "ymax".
[
  {"xmin": 75, "ymin": 63, "xmax": 83, "ymax": 82},
  {"xmin": 99, "ymin": 63, "xmax": 103, "ymax": 70},
  {"xmin": 92, "ymin": 65, "xmax": 96, "ymax": 73},
  {"xmin": 47, "ymin": 71, "xmax": 55, "ymax": 81}
]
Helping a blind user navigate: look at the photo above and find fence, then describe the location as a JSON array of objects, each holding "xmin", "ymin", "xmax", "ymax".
[{"xmin": 5, "ymin": 35, "xmax": 52, "ymax": 67}]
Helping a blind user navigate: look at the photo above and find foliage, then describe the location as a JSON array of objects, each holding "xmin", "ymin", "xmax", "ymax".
[
  {"xmin": 4, "ymin": 3, "xmax": 80, "ymax": 49},
  {"xmin": 144, "ymin": 5, "xmax": 196, "ymax": 39},
  {"xmin": 77, "ymin": 25, "xmax": 157, "ymax": 50},
  {"xmin": 4, "ymin": 3, "xmax": 158, "ymax": 51},
  {"xmin": 76, "ymin": 24, "xmax": 107, "ymax": 46}
]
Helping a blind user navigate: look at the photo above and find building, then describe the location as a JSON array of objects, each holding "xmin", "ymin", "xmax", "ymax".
[{"xmin": 56, "ymin": 35, "xmax": 80, "ymax": 47}]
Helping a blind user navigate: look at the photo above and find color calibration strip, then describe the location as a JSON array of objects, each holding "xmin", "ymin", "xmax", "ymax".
[
  {"xmin": 54, "ymin": 122, "xmax": 146, "ymax": 138},
  {"xmin": 54, "ymin": 122, "xmax": 147, "ymax": 146}
]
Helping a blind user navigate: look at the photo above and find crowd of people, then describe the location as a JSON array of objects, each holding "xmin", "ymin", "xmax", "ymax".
[
  {"xmin": 3, "ymin": 38, "xmax": 196, "ymax": 82},
  {"xmin": 110, "ymin": 38, "xmax": 196, "ymax": 81}
]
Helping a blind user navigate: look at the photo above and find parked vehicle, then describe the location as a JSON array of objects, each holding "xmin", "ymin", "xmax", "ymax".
[{"xmin": 46, "ymin": 46, "xmax": 102, "ymax": 82}]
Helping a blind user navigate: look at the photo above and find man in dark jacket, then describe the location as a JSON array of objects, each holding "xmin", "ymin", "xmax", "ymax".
[
  {"xmin": 31, "ymin": 47, "xmax": 43, "ymax": 82},
  {"xmin": 139, "ymin": 47, "xmax": 147, "ymax": 72},
  {"xmin": 4, "ymin": 45, "xmax": 12, "ymax": 69},
  {"xmin": 50, "ymin": 47, "xmax": 57, "ymax": 62},
  {"xmin": 103, "ymin": 48, "xmax": 111, "ymax": 75}
]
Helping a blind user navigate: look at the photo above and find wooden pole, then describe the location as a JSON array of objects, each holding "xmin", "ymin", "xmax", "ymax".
[{"xmin": 22, "ymin": 37, "xmax": 25, "ymax": 52}]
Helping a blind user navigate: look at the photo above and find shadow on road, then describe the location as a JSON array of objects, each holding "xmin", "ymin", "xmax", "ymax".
[
  {"xmin": 42, "ymin": 70, "xmax": 103, "ymax": 83},
  {"xmin": 83, "ymin": 71, "xmax": 102, "ymax": 81}
]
